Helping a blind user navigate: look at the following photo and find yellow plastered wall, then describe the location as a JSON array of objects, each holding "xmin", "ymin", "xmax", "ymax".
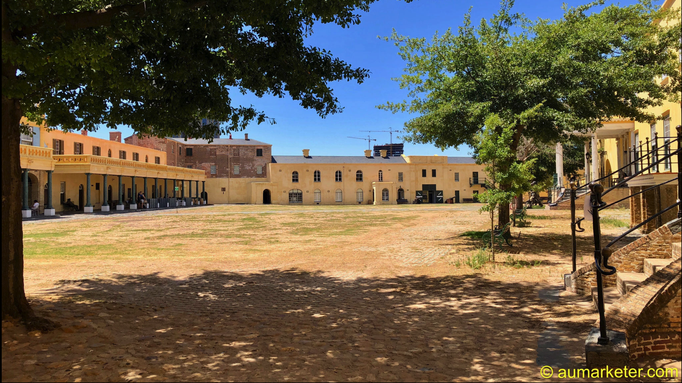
[{"xmin": 38, "ymin": 127, "xmax": 167, "ymax": 165}]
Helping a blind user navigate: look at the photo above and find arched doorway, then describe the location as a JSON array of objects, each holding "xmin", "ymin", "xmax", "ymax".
[
  {"xmin": 398, "ymin": 188, "xmax": 404, "ymax": 200},
  {"xmin": 27, "ymin": 173, "xmax": 39, "ymax": 206},
  {"xmin": 263, "ymin": 189, "xmax": 271, "ymax": 204},
  {"xmin": 78, "ymin": 184, "xmax": 84, "ymax": 211}
]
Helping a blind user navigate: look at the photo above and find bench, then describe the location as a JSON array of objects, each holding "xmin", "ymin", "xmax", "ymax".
[
  {"xmin": 482, "ymin": 222, "xmax": 513, "ymax": 248},
  {"xmin": 462, "ymin": 198, "xmax": 474, "ymax": 203}
]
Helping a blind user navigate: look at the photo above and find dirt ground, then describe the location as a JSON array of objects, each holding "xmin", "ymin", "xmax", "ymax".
[{"xmin": 1, "ymin": 204, "xmax": 670, "ymax": 382}]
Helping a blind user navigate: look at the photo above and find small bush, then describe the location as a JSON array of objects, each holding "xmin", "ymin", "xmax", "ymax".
[
  {"xmin": 465, "ymin": 248, "xmax": 489, "ymax": 270},
  {"xmin": 601, "ymin": 218, "xmax": 628, "ymax": 228},
  {"xmin": 504, "ymin": 255, "xmax": 543, "ymax": 268}
]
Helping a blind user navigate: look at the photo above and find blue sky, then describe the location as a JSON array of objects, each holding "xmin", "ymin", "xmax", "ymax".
[{"xmin": 89, "ymin": 0, "xmax": 642, "ymax": 156}]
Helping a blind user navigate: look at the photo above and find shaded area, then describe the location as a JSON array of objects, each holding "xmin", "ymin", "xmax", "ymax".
[{"xmin": 3, "ymin": 270, "xmax": 594, "ymax": 382}]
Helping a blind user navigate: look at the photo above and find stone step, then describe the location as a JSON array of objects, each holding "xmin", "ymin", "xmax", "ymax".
[
  {"xmin": 672, "ymin": 241, "xmax": 681, "ymax": 261},
  {"xmin": 644, "ymin": 258, "xmax": 675, "ymax": 277},
  {"xmin": 616, "ymin": 272, "xmax": 648, "ymax": 296},
  {"xmin": 591, "ymin": 287, "xmax": 620, "ymax": 312}
]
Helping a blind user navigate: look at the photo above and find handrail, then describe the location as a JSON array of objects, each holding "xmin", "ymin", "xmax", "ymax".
[
  {"xmin": 601, "ymin": 145, "xmax": 679, "ymax": 197},
  {"xmin": 598, "ymin": 177, "xmax": 679, "ymax": 211},
  {"xmin": 604, "ymin": 201, "xmax": 681, "ymax": 250}
]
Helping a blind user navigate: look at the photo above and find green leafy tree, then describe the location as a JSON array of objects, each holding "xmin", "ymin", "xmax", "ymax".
[
  {"xmin": 476, "ymin": 114, "xmax": 535, "ymax": 262},
  {"xmin": 380, "ymin": 0, "xmax": 680, "ymax": 226},
  {"xmin": 2, "ymin": 0, "xmax": 385, "ymax": 327}
]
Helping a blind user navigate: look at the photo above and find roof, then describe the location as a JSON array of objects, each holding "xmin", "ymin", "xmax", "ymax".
[
  {"xmin": 447, "ymin": 157, "xmax": 478, "ymax": 164},
  {"xmin": 271, "ymin": 155, "xmax": 408, "ymax": 164},
  {"xmin": 167, "ymin": 137, "xmax": 270, "ymax": 146}
]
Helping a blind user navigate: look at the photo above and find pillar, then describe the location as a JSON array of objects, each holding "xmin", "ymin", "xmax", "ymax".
[
  {"xmin": 144, "ymin": 177, "xmax": 148, "ymax": 205},
  {"xmin": 154, "ymin": 177, "xmax": 158, "ymax": 208},
  {"xmin": 101, "ymin": 175, "xmax": 109, "ymax": 212},
  {"xmin": 195, "ymin": 180, "xmax": 199, "ymax": 199},
  {"xmin": 84, "ymin": 173, "xmax": 93, "ymax": 213},
  {"xmin": 45, "ymin": 170, "xmax": 55, "ymax": 216},
  {"xmin": 189, "ymin": 179, "xmax": 193, "ymax": 205},
  {"xmin": 130, "ymin": 175, "xmax": 137, "ymax": 210},
  {"xmin": 181, "ymin": 179, "xmax": 185, "ymax": 199},
  {"xmin": 173, "ymin": 180, "xmax": 177, "ymax": 198},
  {"xmin": 584, "ymin": 141, "xmax": 591, "ymax": 183},
  {"xmin": 117, "ymin": 175, "xmax": 124, "ymax": 210},
  {"xmin": 555, "ymin": 142, "xmax": 564, "ymax": 189},
  {"xmin": 591, "ymin": 134, "xmax": 599, "ymax": 183},
  {"xmin": 22, "ymin": 169, "xmax": 31, "ymax": 218}
]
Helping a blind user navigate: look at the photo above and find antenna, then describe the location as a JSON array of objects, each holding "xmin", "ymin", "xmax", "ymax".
[
  {"xmin": 360, "ymin": 128, "xmax": 403, "ymax": 156},
  {"xmin": 347, "ymin": 135, "xmax": 377, "ymax": 151}
]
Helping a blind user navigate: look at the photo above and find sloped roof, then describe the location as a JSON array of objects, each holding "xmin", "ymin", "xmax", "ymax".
[
  {"xmin": 167, "ymin": 137, "xmax": 270, "ymax": 146},
  {"xmin": 447, "ymin": 157, "xmax": 478, "ymax": 164},
  {"xmin": 271, "ymin": 155, "xmax": 407, "ymax": 164}
]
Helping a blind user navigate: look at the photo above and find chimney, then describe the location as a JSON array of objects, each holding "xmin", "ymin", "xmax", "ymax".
[
  {"xmin": 245, "ymin": 133, "xmax": 249, "ymax": 141},
  {"xmin": 302, "ymin": 149, "xmax": 310, "ymax": 158},
  {"xmin": 81, "ymin": 129, "xmax": 88, "ymax": 136},
  {"xmin": 364, "ymin": 150, "xmax": 372, "ymax": 158},
  {"xmin": 110, "ymin": 132, "xmax": 122, "ymax": 143},
  {"xmin": 229, "ymin": 133, "xmax": 232, "ymax": 140},
  {"xmin": 380, "ymin": 149, "xmax": 388, "ymax": 158}
]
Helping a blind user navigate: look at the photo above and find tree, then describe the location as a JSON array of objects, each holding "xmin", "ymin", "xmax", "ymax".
[
  {"xmin": 475, "ymin": 114, "xmax": 535, "ymax": 262},
  {"xmin": 2, "ymin": 0, "xmax": 385, "ymax": 327},
  {"xmin": 380, "ymin": 0, "xmax": 681, "ymax": 227}
]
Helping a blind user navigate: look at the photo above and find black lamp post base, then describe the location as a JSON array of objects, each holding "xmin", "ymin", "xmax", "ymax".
[{"xmin": 585, "ymin": 328, "xmax": 628, "ymax": 369}]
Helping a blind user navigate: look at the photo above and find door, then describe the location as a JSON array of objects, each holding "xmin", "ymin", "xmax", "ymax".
[
  {"xmin": 473, "ymin": 190, "xmax": 479, "ymax": 202},
  {"xmin": 436, "ymin": 190, "xmax": 444, "ymax": 203},
  {"xmin": 454, "ymin": 190, "xmax": 460, "ymax": 203},
  {"xmin": 263, "ymin": 189, "xmax": 271, "ymax": 204}
]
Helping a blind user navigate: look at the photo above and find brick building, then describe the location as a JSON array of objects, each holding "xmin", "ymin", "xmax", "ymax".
[{"xmin": 125, "ymin": 134, "xmax": 272, "ymax": 179}]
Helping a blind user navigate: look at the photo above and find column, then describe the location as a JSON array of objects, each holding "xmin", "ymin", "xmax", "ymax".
[
  {"xmin": 130, "ymin": 175, "xmax": 137, "ymax": 210},
  {"xmin": 555, "ymin": 142, "xmax": 564, "ymax": 189},
  {"xmin": 117, "ymin": 175, "xmax": 124, "ymax": 210},
  {"xmin": 45, "ymin": 170, "xmax": 55, "ymax": 216},
  {"xmin": 173, "ymin": 180, "xmax": 177, "ymax": 198},
  {"xmin": 164, "ymin": 178, "xmax": 169, "ymax": 207},
  {"xmin": 181, "ymin": 179, "xmax": 185, "ymax": 199},
  {"xmin": 22, "ymin": 169, "xmax": 31, "ymax": 218},
  {"xmin": 591, "ymin": 134, "xmax": 599, "ymax": 183},
  {"xmin": 154, "ymin": 178, "xmax": 159, "ymax": 208},
  {"xmin": 189, "ymin": 179, "xmax": 193, "ymax": 205},
  {"xmin": 84, "ymin": 173, "xmax": 93, "ymax": 213},
  {"xmin": 584, "ymin": 141, "xmax": 591, "ymax": 183},
  {"xmin": 101, "ymin": 175, "xmax": 109, "ymax": 212},
  {"xmin": 202, "ymin": 181, "xmax": 206, "ymax": 204},
  {"xmin": 195, "ymin": 181, "xmax": 199, "ymax": 200},
  {"xmin": 144, "ymin": 177, "xmax": 148, "ymax": 208}
]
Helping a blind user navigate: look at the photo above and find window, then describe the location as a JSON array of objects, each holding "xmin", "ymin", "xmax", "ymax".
[
  {"xmin": 119, "ymin": 150, "xmax": 126, "ymax": 160},
  {"xmin": 422, "ymin": 169, "xmax": 426, "ymax": 177},
  {"xmin": 432, "ymin": 169, "xmax": 436, "ymax": 177},
  {"xmin": 186, "ymin": 148, "xmax": 193, "ymax": 157},
  {"xmin": 314, "ymin": 189, "xmax": 321, "ymax": 203},
  {"xmin": 172, "ymin": 145, "xmax": 175, "ymax": 154},
  {"xmin": 95, "ymin": 183, "xmax": 100, "ymax": 191},
  {"xmin": 473, "ymin": 172, "xmax": 479, "ymax": 184},
  {"xmin": 179, "ymin": 147, "xmax": 182, "ymax": 155},
  {"xmin": 233, "ymin": 165, "xmax": 240, "ymax": 175},
  {"xmin": 455, "ymin": 172, "xmax": 460, "ymax": 182},
  {"xmin": 155, "ymin": 156, "xmax": 160, "ymax": 164},
  {"xmin": 289, "ymin": 189, "xmax": 303, "ymax": 204},
  {"xmin": 257, "ymin": 166, "xmax": 263, "ymax": 175},
  {"xmin": 292, "ymin": 171, "xmax": 299, "ymax": 183},
  {"xmin": 356, "ymin": 189, "xmax": 363, "ymax": 203},
  {"xmin": 52, "ymin": 139, "xmax": 65, "ymax": 155},
  {"xmin": 314, "ymin": 170, "xmax": 321, "ymax": 182},
  {"xmin": 256, "ymin": 148, "xmax": 263, "ymax": 157},
  {"xmin": 335, "ymin": 170, "xmax": 342, "ymax": 182},
  {"xmin": 650, "ymin": 123, "xmax": 656, "ymax": 141},
  {"xmin": 108, "ymin": 149, "xmax": 112, "ymax": 158},
  {"xmin": 378, "ymin": 170, "xmax": 383, "ymax": 182},
  {"xmin": 398, "ymin": 172, "xmax": 403, "ymax": 182},
  {"xmin": 356, "ymin": 170, "xmax": 363, "ymax": 182},
  {"xmin": 145, "ymin": 155, "xmax": 148, "ymax": 163},
  {"xmin": 92, "ymin": 146, "xmax": 101, "ymax": 156},
  {"xmin": 133, "ymin": 152, "xmax": 139, "ymax": 161},
  {"xmin": 382, "ymin": 188, "xmax": 389, "ymax": 201},
  {"xmin": 210, "ymin": 165, "xmax": 217, "ymax": 175},
  {"xmin": 20, "ymin": 131, "xmax": 33, "ymax": 146},
  {"xmin": 335, "ymin": 189, "xmax": 343, "ymax": 202},
  {"xmin": 60, "ymin": 182, "xmax": 66, "ymax": 204},
  {"xmin": 74, "ymin": 142, "xmax": 83, "ymax": 155}
]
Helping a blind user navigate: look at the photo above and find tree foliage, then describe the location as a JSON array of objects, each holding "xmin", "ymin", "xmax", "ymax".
[
  {"xmin": 3, "ymin": 0, "xmax": 385, "ymax": 138},
  {"xmin": 380, "ymin": 0, "xmax": 680, "ymax": 225}
]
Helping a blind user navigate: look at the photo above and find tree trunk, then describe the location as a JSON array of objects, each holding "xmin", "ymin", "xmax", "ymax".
[
  {"xmin": 490, "ymin": 208, "xmax": 495, "ymax": 263},
  {"xmin": 498, "ymin": 202, "xmax": 510, "ymax": 228},
  {"xmin": 1, "ymin": 75, "xmax": 58, "ymax": 331}
]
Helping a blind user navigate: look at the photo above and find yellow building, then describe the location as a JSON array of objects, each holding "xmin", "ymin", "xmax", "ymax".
[
  {"xmin": 20, "ymin": 120, "xmax": 205, "ymax": 217},
  {"xmin": 201, "ymin": 149, "xmax": 487, "ymax": 205}
]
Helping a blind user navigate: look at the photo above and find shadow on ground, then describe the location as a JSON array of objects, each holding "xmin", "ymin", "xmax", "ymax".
[{"xmin": 4, "ymin": 270, "xmax": 595, "ymax": 382}]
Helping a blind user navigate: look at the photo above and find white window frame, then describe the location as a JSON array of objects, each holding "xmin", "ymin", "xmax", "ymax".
[
  {"xmin": 378, "ymin": 170, "xmax": 383, "ymax": 182},
  {"xmin": 335, "ymin": 189, "xmax": 343, "ymax": 202},
  {"xmin": 382, "ymin": 188, "xmax": 389, "ymax": 201},
  {"xmin": 335, "ymin": 170, "xmax": 342, "ymax": 182},
  {"xmin": 289, "ymin": 189, "xmax": 303, "ymax": 204},
  {"xmin": 233, "ymin": 165, "xmax": 240, "ymax": 175},
  {"xmin": 314, "ymin": 189, "xmax": 321, "ymax": 203},
  {"xmin": 356, "ymin": 189, "xmax": 363, "ymax": 203}
]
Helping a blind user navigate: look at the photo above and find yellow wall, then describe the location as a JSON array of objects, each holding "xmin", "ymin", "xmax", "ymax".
[{"xmin": 38, "ymin": 127, "xmax": 167, "ymax": 165}]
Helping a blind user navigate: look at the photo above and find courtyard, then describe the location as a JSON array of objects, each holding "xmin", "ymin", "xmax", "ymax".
[{"xmin": 3, "ymin": 204, "xmax": 638, "ymax": 381}]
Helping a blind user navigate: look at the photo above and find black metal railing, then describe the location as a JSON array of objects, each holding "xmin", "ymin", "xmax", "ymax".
[{"xmin": 568, "ymin": 125, "xmax": 681, "ymax": 346}]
